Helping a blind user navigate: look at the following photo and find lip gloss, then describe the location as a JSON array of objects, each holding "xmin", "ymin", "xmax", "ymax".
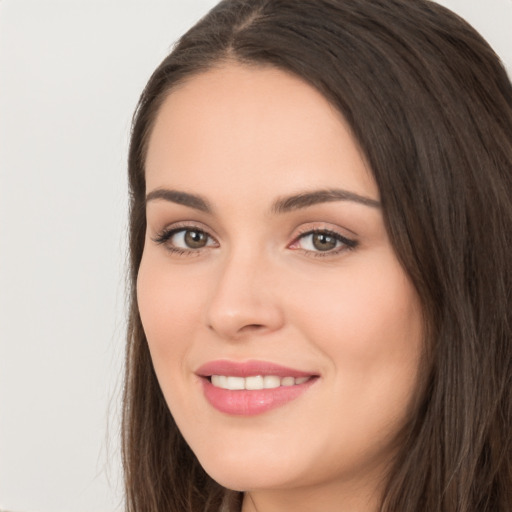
[{"xmin": 196, "ymin": 360, "xmax": 318, "ymax": 416}]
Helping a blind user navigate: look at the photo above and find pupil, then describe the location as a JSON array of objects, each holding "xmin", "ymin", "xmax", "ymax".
[
  {"xmin": 185, "ymin": 230, "xmax": 206, "ymax": 248},
  {"xmin": 313, "ymin": 233, "xmax": 336, "ymax": 251}
]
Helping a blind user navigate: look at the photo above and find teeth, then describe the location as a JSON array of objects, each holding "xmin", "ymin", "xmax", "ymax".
[
  {"xmin": 263, "ymin": 375, "xmax": 280, "ymax": 389},
  {"xmin": 210, "ymin": 375, "xmax": 311, "ymax": 390},
  {"xmin": 245, "ymin": 375, "xmax": 263, "ymax": 390},
  {"xmin": 281, "ymin": 376, "xmax": 295, "ymax": 386},
  {"xmin": 226, "ymin": 376, "xmax": 245, "ymax": 390}
]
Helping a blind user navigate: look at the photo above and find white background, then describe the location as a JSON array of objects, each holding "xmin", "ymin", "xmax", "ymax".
[{"xmin": 0, "ymin": 1, "xmax": 510, "ymax": 511}]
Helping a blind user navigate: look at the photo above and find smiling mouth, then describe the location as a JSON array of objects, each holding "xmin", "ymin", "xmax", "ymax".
[
  {"xmin": 209, "ymin": 375, "xmax": 312, "ymax": 390},
  {"xmin": 196, "ymin": 360, "xmax": 319, "ymax": 415}
]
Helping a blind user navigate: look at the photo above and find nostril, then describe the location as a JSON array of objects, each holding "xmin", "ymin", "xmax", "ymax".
[{"xmin": 241, "ymin": 324, "xmax": 265, "ymax": 332}]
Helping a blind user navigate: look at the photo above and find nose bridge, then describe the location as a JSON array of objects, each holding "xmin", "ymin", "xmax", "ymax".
[{"xmin": 204, "ymin": 244, "xmax": 284, "ymax": 340}]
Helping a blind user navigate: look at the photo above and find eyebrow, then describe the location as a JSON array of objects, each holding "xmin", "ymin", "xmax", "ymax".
[
  {"xmin": 145, "ymin": 187, "xmax": 381, "ymax": 213},
  {"xmin": 271, "ymin": 188, "xmax": 381, "ymax": 213},
  {"xmin": 145, "ymin": 188, "xmax": 211, "ymax": 212}
]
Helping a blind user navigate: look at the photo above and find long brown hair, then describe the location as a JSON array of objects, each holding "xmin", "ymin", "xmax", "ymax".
[{"xmin": 123, "ymin": 1, "xmax": 512, "ymax": 510}]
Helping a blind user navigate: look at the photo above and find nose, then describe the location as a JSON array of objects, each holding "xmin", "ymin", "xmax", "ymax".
[{"xmin": 204, "ymin": 251, "xmax": 285, "ymax": 341}]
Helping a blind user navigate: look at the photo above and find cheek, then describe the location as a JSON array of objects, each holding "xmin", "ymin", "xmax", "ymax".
[
  {"xmin": 289, "ymin": 253, "xmax": 423, "ymax": 404},
  {"xmin": 136, "ymin": 251, "xmax": 201, "ymax": 362},
  {"xmin": 291, "ymin": 261, "xmax": 423, "ymax": 461},
  {"xmin": 299, "ymin": 254, "xmax": 421, "ymax": 351}
]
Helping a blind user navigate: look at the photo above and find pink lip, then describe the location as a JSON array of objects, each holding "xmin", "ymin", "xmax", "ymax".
[
  {"xmin": 196, "ymin": 359, "xmax": 314, "ymax": 378},
  {"xmin": 196, "ymin": 360, "xmax": 318, "ymax": 416}
]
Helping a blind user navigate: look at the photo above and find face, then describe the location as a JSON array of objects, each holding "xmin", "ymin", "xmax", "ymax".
[{"xmin": 138, "ymin": 64, "xmax": 423, "ymax": 504}]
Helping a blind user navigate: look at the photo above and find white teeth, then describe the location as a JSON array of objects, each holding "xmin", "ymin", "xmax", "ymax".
[
  {"xmin": 210, "ymin": 375, "xmax": 311, "ymax": 390},
  {"xmin": 211, "ymin": 375, "xmax": 225, "ymax": 388},
  {"xmin": 281, "ymin": 376, "xmax": 295, "ymax": 386},
  {"xmin": 263, "ymin": 375, "xmax": 281, "ymax": 389},
  {"xmin": 226, "ymin": 376, "xmax": 245, "ymax": 390},
  {"xmin": 245, "ymin": 375, "xmax": 264, "ymax": 390}
]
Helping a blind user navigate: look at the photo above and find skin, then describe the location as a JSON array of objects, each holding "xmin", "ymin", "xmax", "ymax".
[{"xmin": 137, "ymin": 63, "xmax": 424, "ymax": 512}]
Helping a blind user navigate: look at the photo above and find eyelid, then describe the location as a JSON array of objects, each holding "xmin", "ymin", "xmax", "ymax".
[
  {"xmin": 288, "ymin": 225, "xmax": 359, "ymax": 255},
  {"xmin": 151, "ymin": 221, "xmax": 358, "ymax": 257},
  {"xmin": 151, "ymin": 221, "xmax": 219, "ymax": 253},
  {"xmin": 152, "ymin": 220, "xmax": 215, "ymax": 238}
]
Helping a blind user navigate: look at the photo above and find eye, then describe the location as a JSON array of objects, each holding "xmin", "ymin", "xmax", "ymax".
[
  {"xmin": 290, "ymin": 229, "xmax": 358, "ymax": 255},
  {"xmin": 152, "ymin": 226, "xmax": 217, "ymax": 253},
  {"xmin": 174, "ymin": 229, "xmax": 210, "ymax": 249}
]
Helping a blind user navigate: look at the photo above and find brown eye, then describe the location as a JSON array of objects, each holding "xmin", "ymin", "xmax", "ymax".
[
  {"xmin": 184, "ymin": 229, "xmax": 209, "ymax": 249},
  {"xmin": 311, "ymin": 232, "xmax": 338, "ymax": 251},
  {"xmin": 153, "ymin": 227, "xmax": 217, "ymax": 252},
  {"xmin": 291, "ymin": 229, "xmax": 358, "ymax": 255}
]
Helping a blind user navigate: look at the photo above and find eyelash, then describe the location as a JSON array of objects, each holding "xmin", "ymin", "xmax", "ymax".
[
  {"xmin": 290, "ymin": 228, "xmax": 358, "ymax": 258},
  {"xmin": 152, "ymin": 225, "xmax": 358, "ymax": 258},
  {"xmin": 152, "ymin": 224, "xmax": 217, "ymax": 257}
]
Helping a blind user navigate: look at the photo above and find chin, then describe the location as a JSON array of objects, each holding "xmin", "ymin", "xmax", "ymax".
[
  {"xmin": 193, "ymin": 442, "xmax": 307, "ymax": 492},
  {"xmin": 204, "ymin": 463, "xmax": 296, "ymax": 493}
]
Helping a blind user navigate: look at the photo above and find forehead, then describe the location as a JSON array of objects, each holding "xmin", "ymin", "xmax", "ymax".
[{"xmin": 145, "ymin": 63, "xmax": 378, "ymax": 202}]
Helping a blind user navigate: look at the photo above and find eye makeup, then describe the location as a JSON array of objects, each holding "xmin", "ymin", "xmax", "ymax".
[
  {"xmin": 288, "ymin": 228, "xmax": 358, "ymax": 258},
  {"xmin": 151, "ymin": 222, "xmax": 358, "ymax": 259}
]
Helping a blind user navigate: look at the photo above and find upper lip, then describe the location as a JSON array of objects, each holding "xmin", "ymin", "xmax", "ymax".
[{"xmin": 196, "ymin": 359, "xmax": 317, "ymax": 378}]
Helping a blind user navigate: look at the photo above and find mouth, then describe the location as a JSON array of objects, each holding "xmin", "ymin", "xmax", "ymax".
[
  {"xmin": 196, "ymin": 360, "xmax": 319, "ymax": 416},
  {"xmin": 209, "ymin": 374, "xmax": 311, "ymax": 390}
]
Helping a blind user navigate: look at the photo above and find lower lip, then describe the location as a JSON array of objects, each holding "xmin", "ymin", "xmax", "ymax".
[{"xmin": 201, "ymin": 378, "xmax": 317, "ymax": 416}]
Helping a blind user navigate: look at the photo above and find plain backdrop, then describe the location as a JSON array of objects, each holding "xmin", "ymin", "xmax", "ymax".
[{"xmin": 0, "ymin": 1, "xmax": 510, "ymax": 511}]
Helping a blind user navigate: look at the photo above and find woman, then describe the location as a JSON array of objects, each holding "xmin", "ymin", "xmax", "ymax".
[{"xmin": 123, "ymin": 0, "xmax": 512, "ymax": 511}]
